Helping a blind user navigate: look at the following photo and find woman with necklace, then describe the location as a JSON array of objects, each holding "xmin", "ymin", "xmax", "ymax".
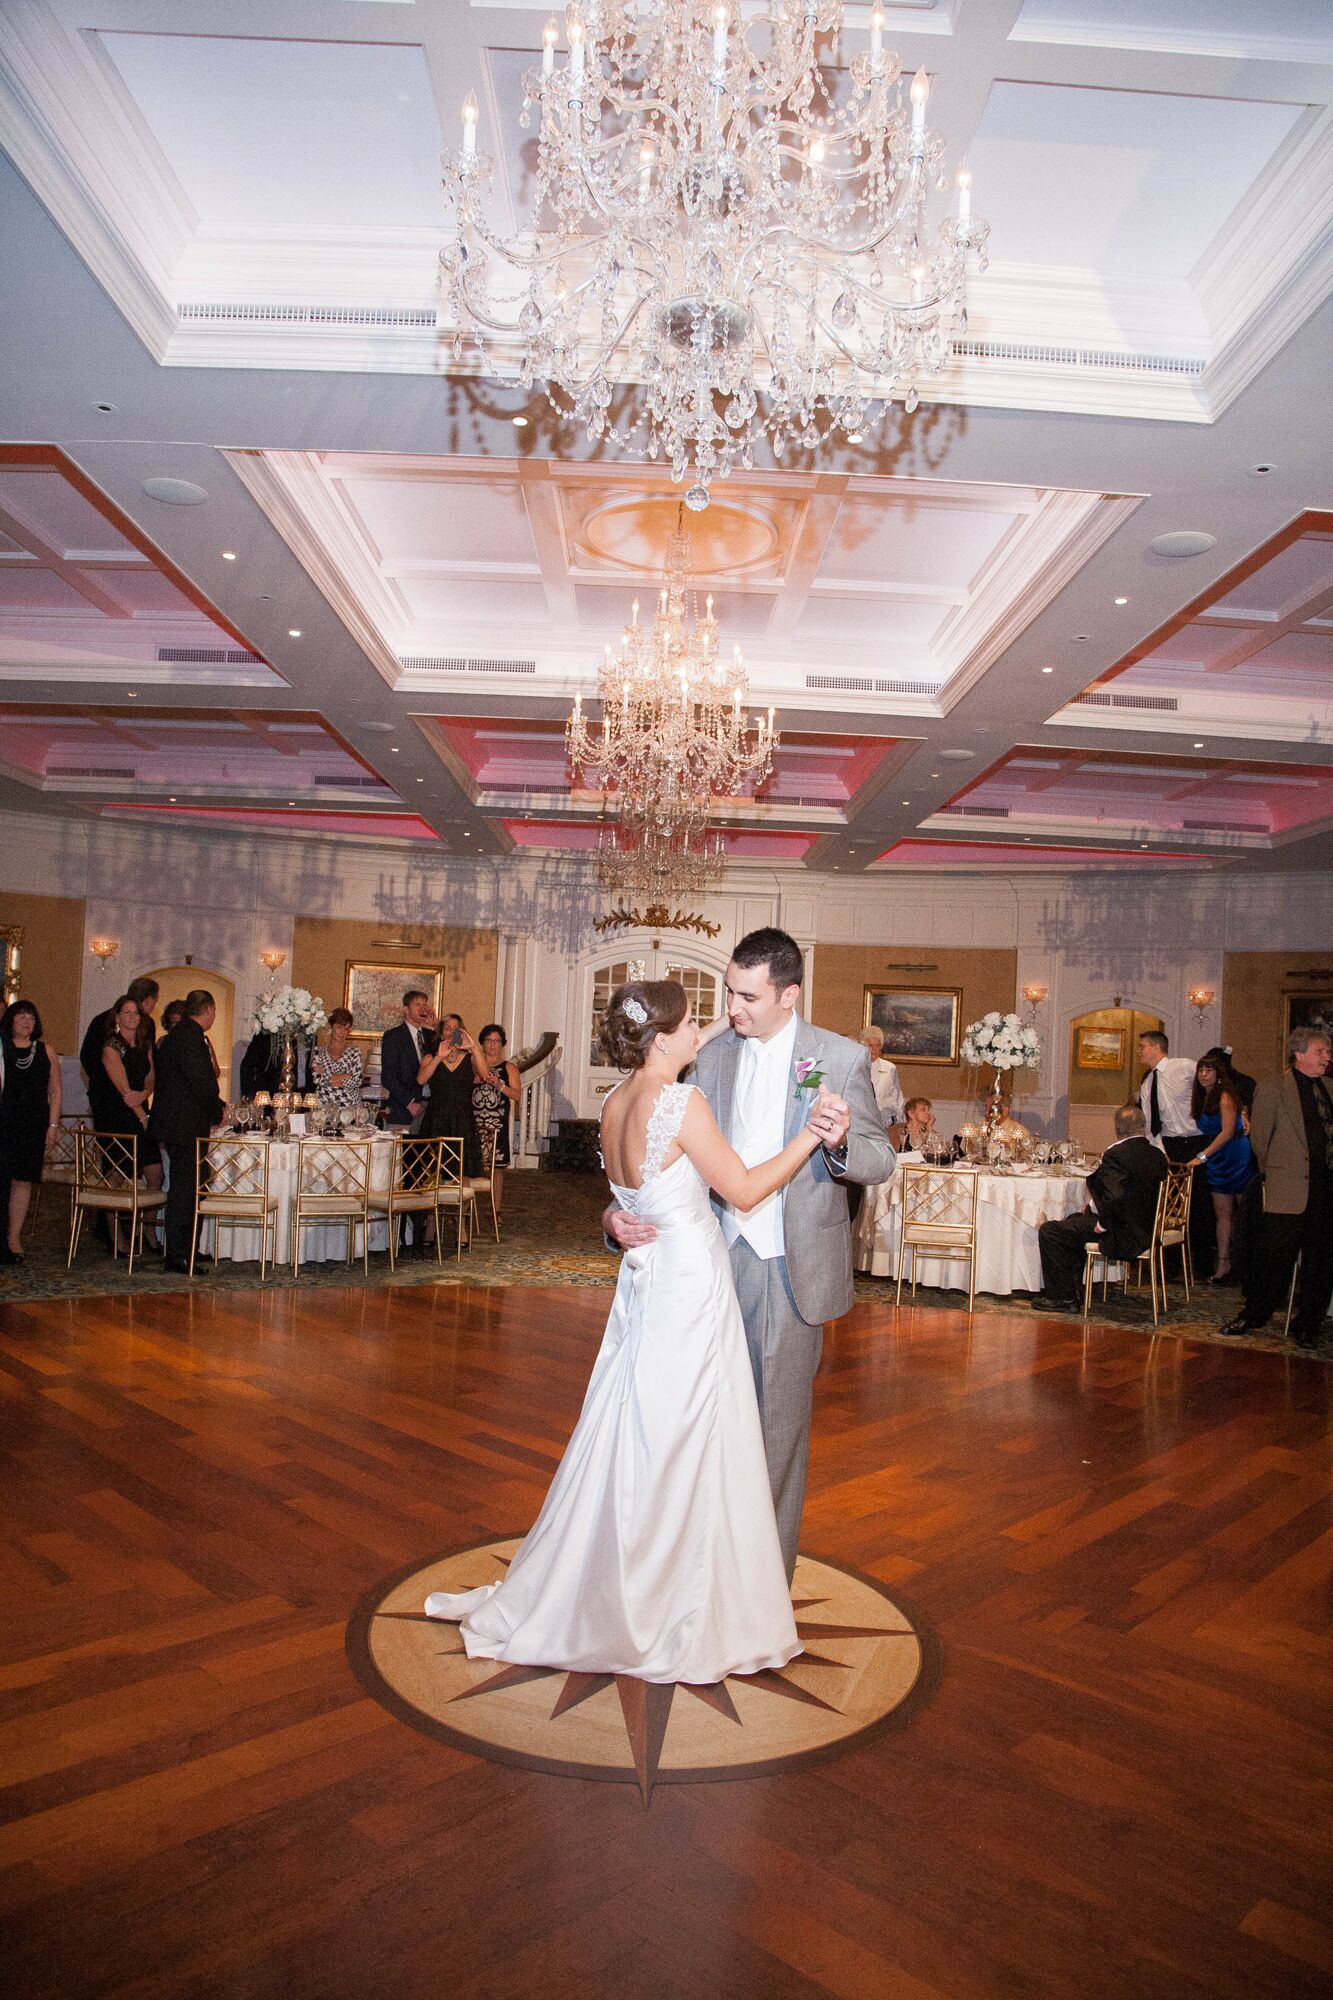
[{"xmin": 0, "ymin": 999, "xmax": 61, "ymax": 1264}]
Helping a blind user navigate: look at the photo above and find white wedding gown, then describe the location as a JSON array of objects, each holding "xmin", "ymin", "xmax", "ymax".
[{"xmin": 424, "ymin": 1082, "xmax": 800, "ymax": 1684}]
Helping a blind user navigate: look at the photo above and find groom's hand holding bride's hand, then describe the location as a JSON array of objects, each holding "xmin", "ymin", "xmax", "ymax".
[{"xmin": 806, "ymin": 1082, "xmax": 851, "ymax": 1151}]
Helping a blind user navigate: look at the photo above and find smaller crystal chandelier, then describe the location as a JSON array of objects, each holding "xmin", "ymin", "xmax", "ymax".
[{"xmin": 567, "ymin": 522, "xmax": 777, "ymax": 893}]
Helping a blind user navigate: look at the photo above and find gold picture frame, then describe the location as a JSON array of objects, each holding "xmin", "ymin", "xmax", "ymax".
[
  {"xmin": 1075, "ymin": 1026, "xmax": 1126, "ymax": 1071},
  {"xmin": 862, "ymin": 986, "xmax": 962, "ymax": 1066},
  {"xmin": 343, "ymin": 962, "xmax": 442, "ymax": 1042},
  {"xmin": 1283, "ymin": 992, "xmax": 1333, "ymax": 1064}
]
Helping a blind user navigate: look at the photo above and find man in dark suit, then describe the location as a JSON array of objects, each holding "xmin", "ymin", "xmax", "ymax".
[
  {"xmin": 1221, "ymin": 1026, "xmax": 1332, "ymax": 1349},
  {"xmin": 239, "ymin": 1032, "xmax": 309, "ymax": 1097},
  {"xmin": 153, "ymin": 989, "xmax": 225, "ymax": 1272},
  {"xmin": 380, "ymin": 988, "xmax": 437, "ymax": 1131},
  {"xmin": 1036, "ymin": 1102, "xmax": 1168, "ymax": 1308}
]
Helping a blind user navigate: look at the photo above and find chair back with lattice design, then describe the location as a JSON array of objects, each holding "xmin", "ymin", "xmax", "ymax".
[
  {"xmin": 78, "ymin": 1129, "xmax": 140, "ymax": 1191},
  {"xmin": 900, "ymin": 1164, "xmax": 979, "ymax": 1245},
  {"xmin": 201, "ymin": 1136, "xmax": 272, "ymax": 1205},
  {"xmin": 1160, "ymin": 1162, "xmax": 1193, "ymax": 1239},
  {"xmin": 296, "ymin": 1136, "xmax": 373, "ymax": 1201},
  {"xmin": 390, "ymin": 1135, "xmax": 446, "ymax": 1200},
  {"xmin": 45, "ymin": 1116, "xmax": 88, "ymax": 1181}
]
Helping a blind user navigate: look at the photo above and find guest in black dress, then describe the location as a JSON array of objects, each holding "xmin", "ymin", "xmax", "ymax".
[
  {"xmin": 0, "ymin": 999, "xmax": 62, "ymax": 1263},
  {"xmin": 417, "ymin": 1014, "xmax": 489, "ymax": 1177},
  {"xmin": 101, "ymin": 994, "xmax": 165, "ymax": 1249}
]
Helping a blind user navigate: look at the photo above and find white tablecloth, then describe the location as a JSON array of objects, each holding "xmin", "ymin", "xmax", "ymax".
[
  {"xmin": 854, "ymin": 1164, "xmax": 1091, "ymax": 1295},
  {"xmin": 203, "ymin": 1133, "xmax": 396, "ymax": 1265}
]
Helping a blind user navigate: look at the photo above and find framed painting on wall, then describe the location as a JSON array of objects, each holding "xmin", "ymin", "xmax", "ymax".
[
  {"xmin": 343, "ymin": 963, "xmax": 441, "ymax": 1041},
  {"xmin": 1075, "ymin": 1027, "xmax": 1126, "ymax": 1071},
  {"xmin": 863, "ymin": 987, "xmax": 961, "ymax": 1066},
  {"xmin": 1283, "ymin": 992, "xmax": 1333, "ymax": 1060}
]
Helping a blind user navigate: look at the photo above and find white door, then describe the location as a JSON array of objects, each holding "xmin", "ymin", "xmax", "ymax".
[{"xmin": 579, "ymin": 941, "xmax": 723, "ymax": 1114}]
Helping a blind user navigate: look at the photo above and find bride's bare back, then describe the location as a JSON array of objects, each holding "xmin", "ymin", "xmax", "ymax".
[{"xmin": 599, "ymin": 1077, "xmax": 683, "ymax": 1190}]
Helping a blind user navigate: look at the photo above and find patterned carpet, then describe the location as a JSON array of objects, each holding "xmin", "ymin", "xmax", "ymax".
[{"xmin": 5, "ymin": 1170, "xmax": 1328, "ymax": 1359}]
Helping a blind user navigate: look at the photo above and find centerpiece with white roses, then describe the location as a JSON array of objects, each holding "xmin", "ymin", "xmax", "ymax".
[
  {"xmin": 250, "ymin": 984, "xmax": 328, "ymax": 1092},
  {"xmin": 961, "ymin": 1011, "xmax": 1042, "ymax": 1126}
]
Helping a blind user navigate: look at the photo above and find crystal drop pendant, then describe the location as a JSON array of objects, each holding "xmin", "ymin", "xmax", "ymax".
[{"xmin": 685, "ymin": 484, "xmax": 709, "ymax": 512}]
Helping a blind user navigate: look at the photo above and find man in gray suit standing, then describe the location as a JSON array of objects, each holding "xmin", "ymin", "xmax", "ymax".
[{"xmin": 607, "ymin": 927, "xmax": 894, "ymax": 1579}]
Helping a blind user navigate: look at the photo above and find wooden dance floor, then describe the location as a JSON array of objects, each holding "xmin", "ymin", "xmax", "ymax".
[{"xmin": 1, "ymin": 1281, "xmax": 1329, "ymax": 1999}]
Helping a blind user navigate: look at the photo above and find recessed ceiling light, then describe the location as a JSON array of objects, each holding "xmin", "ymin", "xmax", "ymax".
[
  {"xmin": 464, "ymin": 831, "xmax": 471, "ymax": 838},
  {"xmin": 416, "ymin": 777, "xmax": 424, "ymax": 784},
  {"xmin": 930, "ymin": 771, "xmax": 940, "ymax": 778},
  {"xmin": 1248, "ymin": 463, "xmax": 1275, "ymax": 477},
  {"xmin": 126, "ymin": 691, "xmax": 138, "ymax": 698},
  {"xmin": 288, "ymin": 800, "xmax": 296, "ymax": 807},
  {"xmin": 901, "ymin": 798, "xmax": 911, "ymax": 805},
  {"xmin": 389, "ymin": 746, "xmax": 400, "ymax": 753},
  {"xmin": 1114, "ymin": 596, "xmax": 1128, "ymax": 605},
  {"xmin": 1139, "ymin": 843, "xmax": 1148, "ymax": 849},
  {"xmin": 1193, "ymin": 740, "xmax": 1205, "ymax": 748},
  {"xmin": 168, "ymin": 796, "xmax": 177, "ymax": 803},
  {"xmin": 1073, "ymin": 635, "xmax": 1089, "ymax": 643},
  {"xmin": 512, "ymin": 415, "xmax": 529, "ymax": 428},
  {"xmin": 222, "ymin": 551, "xmax": 236, "ymax": 561},
  {"xmin": 288, "ymin": 628, "xmax": 301, "ymax": 638},
  {"xmin": 94, "ymin": 400, "xmax": 115, "ymax": 413},
  {"xmin": 1041, "ymin": 666, "xmax": 1054, "ymax": 674}
]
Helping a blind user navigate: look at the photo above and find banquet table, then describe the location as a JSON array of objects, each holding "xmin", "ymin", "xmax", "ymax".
[
  {"xmin": 853, "ymin": 1159, "xmax": 1094, "ymax": 1296},
  {"xmin": 200, "ymin": 1131, "xmax": 396, "ymax": 1265}
]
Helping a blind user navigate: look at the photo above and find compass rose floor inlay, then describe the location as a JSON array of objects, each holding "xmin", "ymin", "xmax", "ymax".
[{"xmin": 347, "ymin": 1540, "xmax": 939, "ymax": 1802}]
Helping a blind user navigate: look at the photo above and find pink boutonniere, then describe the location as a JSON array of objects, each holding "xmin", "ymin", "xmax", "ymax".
[{"xmin": 793, "ymin": 1055, "xmax": 825, "ymax": 1100}]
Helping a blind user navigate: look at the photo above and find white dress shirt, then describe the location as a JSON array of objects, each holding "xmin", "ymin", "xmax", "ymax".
[
  {"xmin": 720, "ymin": 1011, "xmax": 798, "ymax": 1261},
  {"xmin": 1138, "ymin": 1056, "xmax": 1199, "ymax": 1146},
  {"xmin": 868, "ymin": 1056, "xmax": 904, "ymax": 1126}
]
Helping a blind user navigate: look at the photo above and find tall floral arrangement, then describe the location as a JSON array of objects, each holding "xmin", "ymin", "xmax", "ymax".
[
  {"xmin": 961, "ymin": 1012, "xmax": 1041, "ymax": 1073},
  {"xmin": 251, "ymin": 984, "xmax": 327, "ymax": 1056}
]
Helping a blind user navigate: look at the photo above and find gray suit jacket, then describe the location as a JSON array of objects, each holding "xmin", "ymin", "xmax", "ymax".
[
  {"xmin": 1250, "ymin": 1068, "xmax": 1333, "ymax": 1214},
  {"xmin": 693, "ymin": 1016, "xmax": 895, "ymax": 1325}
]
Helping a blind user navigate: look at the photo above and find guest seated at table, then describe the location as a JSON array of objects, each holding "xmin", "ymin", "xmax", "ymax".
[
  {"xmin": 311, "ymin": 1008, "xmax": 364, "ymax": 1114},
  {"xmin": 1034, "ymin": 1102, "xmax": 1167, "ymax": 1310},
  {"xmin": 101, "ymin": 993, "xmax": 164, "ymax": 1253},
  {"xmin": 1190, "ymin": 1052, "xmax": 1254, "ymax": 1284},
  {"xmin": 888, "ymin": 1097, "xmax": 942, "ymax": 1155},
  {"xmin": 858, "ymin": 1025, "xmax": 905, "ymax": 1127}
]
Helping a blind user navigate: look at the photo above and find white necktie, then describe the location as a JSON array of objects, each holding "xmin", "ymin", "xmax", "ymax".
[{"xmin": 734, "ymin": 1043, "xmax": 765, "ymax": 1145}]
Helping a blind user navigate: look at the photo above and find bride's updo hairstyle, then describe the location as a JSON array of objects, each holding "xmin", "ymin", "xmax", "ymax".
[{"xmin": 599, "ymin": 980, "xmax": 688, "ymax": 1072}]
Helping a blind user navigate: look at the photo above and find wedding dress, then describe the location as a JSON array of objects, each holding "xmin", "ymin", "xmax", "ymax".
[{"xmin": 424, "ymin": 1082, "xmax": 800, "ymax": 1684}]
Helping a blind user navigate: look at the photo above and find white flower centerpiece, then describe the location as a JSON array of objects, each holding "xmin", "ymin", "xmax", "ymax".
[
  {"xmin": 251, "ymin": 984, "xmax": 328, "ymax": 1092},
  {"xmin": 960, "ymin": 1011, "xmax": 1042, "ymax": 1128}
]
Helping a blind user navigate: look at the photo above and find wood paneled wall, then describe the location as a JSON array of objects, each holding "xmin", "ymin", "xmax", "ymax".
[
  {"xmin": 811, "ymin": 944, "xmax": 1017, "ymax": 1099},
  {"xmin": 1221, "ymin": 949, "xmax": 1333, "ymax": 1080},
  {"xmin": 0, "ymin": 892, "xmax": 87, "ymax": 1051},
  {"xmin": 292, "ymin": 918, "xmax": 498, "ymax": 1044}
]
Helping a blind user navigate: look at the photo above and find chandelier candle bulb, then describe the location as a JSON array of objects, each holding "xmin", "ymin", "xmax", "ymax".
[
  {"xmin": 462, "ymin": 92, "xmax": 478, "ymax": 153},
  {"xmin": 870, "ymin": 6, "xmax": 884, "ymax": 62},
  {"xmin": 911, "ymin": 67, "xmax": 929, "ymax": 133},
  {"xmin": 713, "ymin": 5, "xmax": 729, "ymax": 66},
  {"xmin": 957, "ymin": 164, "xmax": 972, "ymax": 220},
  {"xmin": 567, "ymin": 5, "xmax": 585, "ymax": 80},
  {"xmin": 543, "ymin": 15, "xmax": 557, "ymax": 75}
]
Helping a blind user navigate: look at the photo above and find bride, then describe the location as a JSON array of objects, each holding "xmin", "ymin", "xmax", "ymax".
[{"xmin": 424, "ymin": 977, "xmax": 839, "ymax": 1684}]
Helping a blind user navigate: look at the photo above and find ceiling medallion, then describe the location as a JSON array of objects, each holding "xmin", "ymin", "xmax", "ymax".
[
  {"xmin": 442, "ymin": 1, "xmax": 989, "ymax": 507},
  {"xmin": 566, "ymin": 520, "xmax": 777, "ymax": 896}
]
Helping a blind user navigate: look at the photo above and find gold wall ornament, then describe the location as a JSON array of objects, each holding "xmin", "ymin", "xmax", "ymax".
[{"xmin": 593, "ymin": 904, "xmax": 722, "ymax": 938}]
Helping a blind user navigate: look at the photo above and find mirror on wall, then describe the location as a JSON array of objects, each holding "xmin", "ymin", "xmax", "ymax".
[{"xmin": 1066, "ymin": 1005, "xmax": 1164, "ymax": 1154}]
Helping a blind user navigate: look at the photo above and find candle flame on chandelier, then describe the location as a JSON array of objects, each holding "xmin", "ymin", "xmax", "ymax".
[{"xmin": 441, "ymin": 0, "xmax": 989, "ymax": 506}]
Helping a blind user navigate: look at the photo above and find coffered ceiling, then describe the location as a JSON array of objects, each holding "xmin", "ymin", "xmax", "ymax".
[{"xmin": 0, "ymin": 0, "xmax": 1330, "ymax": 880}]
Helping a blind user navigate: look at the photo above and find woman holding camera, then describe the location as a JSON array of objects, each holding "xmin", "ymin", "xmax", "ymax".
[{"xmin": 416, "ymin": 1012, "xmax": 490, "ymax": 1178}]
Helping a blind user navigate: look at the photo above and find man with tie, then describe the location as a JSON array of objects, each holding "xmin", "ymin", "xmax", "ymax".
[
  {"xmin": 380, "ymin": 989, "xmax": 437, "ymax": 1132},
  {"xmin": 1137, "ymin": 1029, "xmax": 1212, "ymax": 1275},
  {"xmin": 1221, "ymin": 1026, "xmax": 1333, "ymax": 1349},
  {"xmin": 604, "ymin": 927, "xmax": 893, "ymax": 1579}
]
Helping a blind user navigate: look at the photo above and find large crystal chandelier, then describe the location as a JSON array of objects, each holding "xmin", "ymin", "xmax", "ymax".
[
  {"xmin": 567, "ymin": 524, "xmax": 777, "ymax": 892},
  {"xmin": 442, "ymin": 1, "xmax": 989, "ymax": 506}
]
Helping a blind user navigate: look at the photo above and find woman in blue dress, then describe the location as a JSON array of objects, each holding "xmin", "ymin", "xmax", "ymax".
[{"xmin": 1190, "ymin": 1054, "xmax": 1254, "ymax": 1283}]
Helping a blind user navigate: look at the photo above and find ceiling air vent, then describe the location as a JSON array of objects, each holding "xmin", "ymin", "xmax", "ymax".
[
  {"xmin": 944, "ymin": 803, "xmax": 1009, "ymax": 818},
  {"xmin": 1180, "ymin": 817, "xmax": 1263, "ymax": 834},
  {"xmin": 178, "ymin": 303, "xmax": 437, "ymax": 330},
  {"xmin": 951, "ymin": 340, "xmax": 1205, "ymax": 378},
  {"xmin": 314, "ymin": 773, "xmax": 389, "ymax": 789},
  {"xmin": 399, "ymin": 655, "xmax": 537, "ymax": 676},
  {"xmin": 805, "ymin": 673, "xmax": 875, "ymax": 693},
  {"xmin": 156, "ymin": 646, "xmax": 265, "ymax": 666},
  {"xmin": 47, "ymin": 764, "xmax": 136, "ymax": 779},
  {"xmin": 875, "ymin": 678, "xmax": 939, "ymax": 696},
  {"xmin": 1072, "ymin": 691, "xmax": 1180, "ymax": 713}
]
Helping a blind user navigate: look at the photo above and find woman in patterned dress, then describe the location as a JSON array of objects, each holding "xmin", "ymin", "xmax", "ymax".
[
  {"xmin": 311, "ymin": 1008, "xmax": 364, "ymax": 1118},
  {"xmin": 471, "ymin": 1023, "xmax": 520, "ymax": 1213}
]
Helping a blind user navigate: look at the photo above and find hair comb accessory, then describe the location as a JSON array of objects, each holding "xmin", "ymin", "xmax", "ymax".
[{"xmin": 623, "ymin": 997, "xmax": 648, "ymax": 1025}]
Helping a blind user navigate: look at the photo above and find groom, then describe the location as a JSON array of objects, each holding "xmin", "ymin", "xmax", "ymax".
[{"xmin": 607, "ymin": 926, "xmax": 894, "ymax": 1579}]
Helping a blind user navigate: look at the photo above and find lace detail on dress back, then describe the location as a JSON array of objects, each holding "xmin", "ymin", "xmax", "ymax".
[{"xmin": 641, "ymin": 1082, "xmax": 695, "ymax": 1185}]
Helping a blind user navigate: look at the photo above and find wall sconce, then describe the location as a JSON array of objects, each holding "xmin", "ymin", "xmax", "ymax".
[
  {"xmin": 89, "ymin": 937, "xmax": 120, "ymax": 971},
  {"xmin": 259, "ymin": 948, "xmax": 287, "ymax": 983},
  {"xmin": 1021, "ymin": 982, "xmax": 1048, "ymax": 1008},
  {"xmin": 1188, "ymin": 984, "xmax": 1216, "ymax": 1028}
]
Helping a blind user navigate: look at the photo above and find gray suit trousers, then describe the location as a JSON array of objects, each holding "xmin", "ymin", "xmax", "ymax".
[{"xmin": 729, "ymin": 1238, "xmax": 822, "ymax": 1583}]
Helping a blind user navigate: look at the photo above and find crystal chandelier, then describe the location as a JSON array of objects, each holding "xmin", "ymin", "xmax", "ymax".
[
  {"xmin": 442, "ymin": 1, "xmax": 989, "ymax": 506},
  {"xmin": 567, "ymin": 523, "xmax": 777, "ymax": 892}
]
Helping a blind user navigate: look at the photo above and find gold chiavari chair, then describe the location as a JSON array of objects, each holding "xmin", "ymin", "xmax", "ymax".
[
  {"xmin": 895, "ymin": 1164, "xmax": 980, "ymax": 1312},
  {"xmin": 1082, "ymin": 1168, "xmax": 1191, "ymax": 1327},
  {"xmin": 292, "ymin": 1136, "xmax": 373, "ymax": 1273},
  {"xmin": 467, "ymin": 1129, "xmax": 502, "ymax": 1242},
  {"xmin": 35, "ymin": 1112, "xmax": 89, "ymax": 1223},
  {"xmin": 67, "ymin": 1131, "xmax": 166, "ymax": 1276},
  {"xmin": 194, "ymin": 1136, "xmax": 279, "ymax": 1279},
  {"xmin": 367, "ymin": 1135, "xmax": 448, "ymax": 1270},
  {"xmin": 1159, "ymin": 1161, "xmax": 1195, "ymax": 1298}
]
